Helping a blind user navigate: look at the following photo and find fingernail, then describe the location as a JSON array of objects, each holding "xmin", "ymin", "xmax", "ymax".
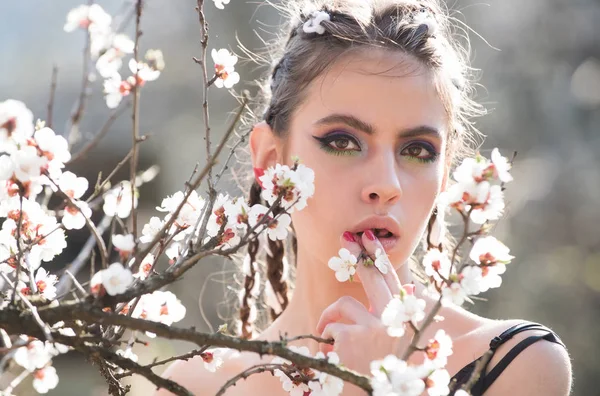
[
  {"xmin": 343, "ymin": 232, "xmax": 356, "ymax": 242},
  {"xmin": 253, "ymin": 167, "xmax": 265, "ymax": 188},
  {"xmin": 365, "ymin": 229, "xmax": 376, "ymax": 241}
]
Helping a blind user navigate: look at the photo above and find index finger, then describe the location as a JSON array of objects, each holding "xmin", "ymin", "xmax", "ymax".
[
  {"xmin": 360, "ymin": 231, "xmax": 402, "ymax": 297},
  {"xmin": 340, "ymin": 233, "xmax": 392, "ymax": 317}
]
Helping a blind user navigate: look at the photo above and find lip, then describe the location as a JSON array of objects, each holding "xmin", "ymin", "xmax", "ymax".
[{"xmin": 349, "ymin": 215, "xmax": 401, "ymax": 247}]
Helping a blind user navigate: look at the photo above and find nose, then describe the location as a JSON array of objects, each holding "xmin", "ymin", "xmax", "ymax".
[{"xmin": 360, "ymin": 151, "xmax": 403, "ymax": 207}]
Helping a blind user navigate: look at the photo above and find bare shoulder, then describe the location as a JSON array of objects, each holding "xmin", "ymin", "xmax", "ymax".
[
  {"xmin": 477, "ymin": 319, "xmax": 573, "ymax": 396},
  {"xmin": 154, "ymin": 349, "xmax": 283, "ymax": 396}
]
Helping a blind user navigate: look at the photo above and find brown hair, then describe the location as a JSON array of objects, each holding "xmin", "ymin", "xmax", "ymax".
[{"xmin": 235, "ymin": 0, "xmax": 485, "ymax": 337}]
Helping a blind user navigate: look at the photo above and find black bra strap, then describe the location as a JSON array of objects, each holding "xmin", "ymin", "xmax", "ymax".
[{"xmin": 480, "ymin": 322, "xmax": 566, "ymax": 393}]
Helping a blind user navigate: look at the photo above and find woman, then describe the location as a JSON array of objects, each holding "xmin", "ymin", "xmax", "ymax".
[{"xmin": 158, "ymin": 0, "xmax": 572, "ymax": 394}]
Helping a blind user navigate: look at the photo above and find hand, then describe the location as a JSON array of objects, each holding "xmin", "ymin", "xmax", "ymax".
[{"xmin": 316, "ymin": 229, "xmax": 416, "ymax": 375}]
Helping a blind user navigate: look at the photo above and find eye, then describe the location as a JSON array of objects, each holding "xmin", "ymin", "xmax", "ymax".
[
  {"xmin": 327, "ymin": 136, "xmax": 360, "ymax": 151},
  {"xmin": 313, "ymin": 133, "xmax": 361, "ymax": 155},
  {"xmin": 400, "ymin": 143, "xmax": 439, "ymax": 163}
]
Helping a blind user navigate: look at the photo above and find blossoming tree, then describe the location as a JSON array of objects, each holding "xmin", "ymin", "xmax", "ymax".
[{"xmin": 0, "ymin": 2, "xmax": 515, "ymax": 395}]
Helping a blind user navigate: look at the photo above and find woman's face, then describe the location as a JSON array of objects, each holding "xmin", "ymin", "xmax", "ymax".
[{"xmin": 278, "ymin": 50, "xmax": 449, "ymax": 269}]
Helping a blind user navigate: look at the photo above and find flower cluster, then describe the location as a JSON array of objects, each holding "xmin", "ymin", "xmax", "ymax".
[
  {"xmin": 368, "ymin": 326, "xmax": 453, "ymax": 396},
  {"xmin": 271, "ymin": 346, "xmax": 344, "ymax": 396},
  {"xmin": 440, "ymin": 236, "xmax": 514, "ymax": 306},
  {"xmin": 11, "ymin": 322, "xmax": 75, "ymax": 394},
  {"xmin": 444, "ymin": 148, "xmax": 512, "ymax": 224},
  {"xmin": 259, "ymin": 163, "xmax": 315, "ymax": 213},
  {"xmin": 420, "ymin": 149, "xmax": 515, "ymax": 307},
  {"xmin": 211, "ymin": 48, "xmax": 240, "ymax": 89},
  {"xmin": 63, "ymin": 4, "xmax": 164, "ymax": 109},
  {"xmin": 380, "ymin": 287, "xmax": 427, "ymax": 338}
]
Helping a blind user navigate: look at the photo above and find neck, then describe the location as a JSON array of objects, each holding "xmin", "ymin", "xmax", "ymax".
[{"xmin": 260, "ymin": 244, "xmax": 433, "ymax": 354}]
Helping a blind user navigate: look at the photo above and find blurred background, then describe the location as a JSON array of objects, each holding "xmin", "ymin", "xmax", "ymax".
[{"xmin": 0, "ymin": 0, "xmax": 598, "ymax": 395}]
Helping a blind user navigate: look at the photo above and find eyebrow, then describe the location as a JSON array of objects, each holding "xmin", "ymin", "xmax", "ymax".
[{"xmin": 313, "ymin": 113, "xmax": 442, "ymax": 139}]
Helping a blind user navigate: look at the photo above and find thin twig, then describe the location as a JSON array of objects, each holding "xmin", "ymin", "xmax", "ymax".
[
  {"xmin": 66, "ymin": 18, "xmax": 93, "ymax": 148},
  {"xmin": 196, "ymin": 0, "xmax": 214, "ymax": 193},
  {"xmin": 11, "ymin": 194, "xmax": 24, "ymax": 305},
  {"xmin": 114, "ymin": 347, "xmax": 210, "ymax": 379},
  {"xmin": 48, "ymin": 175, "xmax": 109, "ymax": 269},
  {"xmin": 216, "ymin": 363, "xmax": 283, "ymax": 396},
  {"xmin": 46, "ymin": 65, "xmax": 58, "ymax": 129},
  {"xmin": 3, "ymin": 369, "xmax": 30, "ymax": 395},
  {"xmin": 131, "ymin": 93, "xmax": 249, "ymax": 274},
  {"xmin": 129, "ymin": 0, "xmax": 144, "ymax": 245},
  {"xmin": 68, "ymin": 100, "xmax": 132, "ymax": 164},
  {"xmin": 1, "ymin": 273, "xmax": 54, "ymax": 342},
  {"xmin": 56, "ymin": 215, "xmax": 112, "ymax": 297}
]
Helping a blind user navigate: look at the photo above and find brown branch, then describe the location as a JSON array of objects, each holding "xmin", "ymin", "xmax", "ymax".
[
  {"xmin": 0, "ymin": 305, "xmax": 372, "ymax": 393},
  {"xmin": 460, "ymin": 349, "xmax": 494, "ymax": 394},
  {"xmin": 77, "ymin": 344, "xmax": 194, "ymax": 396}
]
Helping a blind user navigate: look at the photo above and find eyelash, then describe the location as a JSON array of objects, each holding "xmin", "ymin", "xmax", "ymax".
[{"xmin": 313, "ymin": 132, "xmax": 439, "ymax": 163}]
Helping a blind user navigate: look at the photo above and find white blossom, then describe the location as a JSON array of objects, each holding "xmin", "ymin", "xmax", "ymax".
[
  {"xmin": 272, "ymin": 346, "xmax": 312, "ymax": 396},
  {"xmin": 132, "ymin": 253, "xmax": 155, "ymax": 280},
  {"xmin": 381, "ymin": 294, "xmax": 426, "ymax": 337},
  {"xmin": 100, "ymin": 263, "xmax": 133, "ymax": 296},
  {"xmin": 11, "ymin": 146, "xmax": 47, "ymax": 182},
  {"xmin": 64, "ymin": 4, "xmax": 111, "ymax": 33},
  {"xmin": 62, "ymin": 200, "xmax": 92, "ymax": 230},
  {"xmin": 56, "ymin": 171, "xmax": 88, "ymax": 199},
  {"xmin": 112, "ymin": 234, "xmax": 135, "ymax": 254},
  {"xmin": 328, "ymin": 248, "xmax": 357, "ymax": 282},
  {"xmin": 374, "ymin": 248, "xmax": 390, "ymax": 274},
  {"xmin": 469, "ymin": 183, "xmax": 505, "ymax": 224},
  {"xmin": 459, "ymin": 266, "xmax": 484, "ymax": 296},
  {"xmin": 201, "ymin": 348, "xmax": 227, "ymax": 372},
  {"xmin": 469, "ymin": 236, "xmax": 514, "ymax": 265},
  {"xmin": 370, "ymin": 355, "xmax": 425, "ymax": 396},
  {"xmin": 34, "ymin": 127, "xmax": 71, "ymax": 165},
  {"xmin": 140, "ymin": 216, "xmax": 164, "ymax": 243},
  {"xmin": 13, "ymin": 336, "xmax": 55, "ymax": 372},
  {"xmin": 33, "ymin": 268, "xmax": 58, "ymax": 300},
  {"xmin": 103, "ymin": 72, "xmax": 132, "ymax": 109},
  {"xmin": 491, "ymin": 148, "xmax": 513, "ymax": 183},
  {"xmin": 310, "ymin": 352, "xmax": 344, "ymax": 396},
  {"xmin": 103, "ymin": 181, "xmax": 137, "ymax": 218},
  {"xmin": 425, "ymin": 367, "xmax": 451, "ymax": 396},
  {"xmin": 96, "ymin": 48, "xmax": 124, "ymax": 78},
  {"xmin": 248, "ymin": 203, "xmax": 291, "ymax": 241},
  {"xmin": 0, "ymin": 99, "xmax": 34, "ymax": 153},
  {"xmin": 129, "ymin": 58, "xmax": 161, "ymax": 82},
  {"xmin": 213, "ymin": 0, "xmax": 230, "ymax": 10},
  {"xmin": 157, "ymin": 190, "xmax": 205, "ymax": 228},
  {"xmin": 303, "ymin": 11, "xmax": 330, "ymax": 35},
  {"xmin": 32, "ymin": 365, "xmax": 59, "ymax": 394},
  {"xmin": 425, "ymin": 330, "xmax": 453, "ymax": 368},
  {"xmin": 259, "ymin": 163, "xmax": 315, "ymax": 213},
  {"xmin": 211, "ymin": 48, "xmax": 240, "ymax": 88},
  {"xmin": 422, "ymin": 248, "xmax": 452, "ymax": 283},
  {"xmin": 116, "ymin": 348, "xmax": 138, "ymax": 363}
]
